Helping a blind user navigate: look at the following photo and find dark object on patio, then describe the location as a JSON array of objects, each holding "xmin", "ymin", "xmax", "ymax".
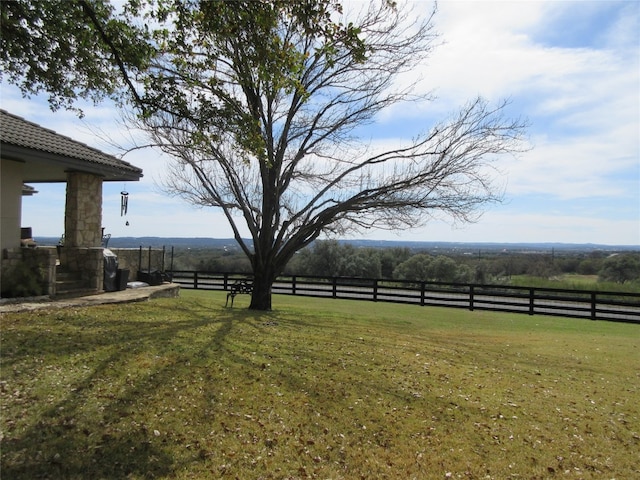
[
  {"xmin": 103, "ymin": 249, "xmax": 118, "ymax": 292},
  {"xmin": 116, "ymin": 269, "xmax": 129, "ymax": 291},
  {"xmin": 136, "ymin": 245, "xmax": 169, "ymax": 286},
  {"xmin": 137, "ymin": 269, "xmax": 163, "ymax": 286},
  {"xmin": 20, "ymin": 227, "xmax": 36, "ymax": 247},
  {"xmin": 225, "ymin": 279, "xmax": 253, "ymax": 307}
]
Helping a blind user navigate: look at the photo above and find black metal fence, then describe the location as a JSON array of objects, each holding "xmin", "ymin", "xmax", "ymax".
[{"xmin": 169, "ymin": 270, "xmax": 640, "ymax": 323}]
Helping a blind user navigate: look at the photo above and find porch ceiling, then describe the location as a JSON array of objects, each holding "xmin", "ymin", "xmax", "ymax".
[{"xmin": 0, "ymin": 109, "xmax": 143, "ymax": 182}]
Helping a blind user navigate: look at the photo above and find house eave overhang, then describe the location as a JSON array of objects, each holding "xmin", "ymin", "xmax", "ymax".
[{"xmin": 1, "ymin": 142, "xmax": 143, "ymax": 182}]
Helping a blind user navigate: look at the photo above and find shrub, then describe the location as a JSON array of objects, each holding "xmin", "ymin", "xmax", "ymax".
[{"xmin": 599, "ymin": 254, "xmax": 640, "ymax": 284}]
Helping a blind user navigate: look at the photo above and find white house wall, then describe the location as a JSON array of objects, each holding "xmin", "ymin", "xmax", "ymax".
[{"xmin": 1, "ymin": 159, "xmax": 23, "ymax": 251}]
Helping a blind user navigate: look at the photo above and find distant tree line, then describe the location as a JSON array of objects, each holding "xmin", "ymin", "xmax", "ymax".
[
  {"xmin": 171, "ymin": 247, "xmax": 252, "ymax": 274},
  {"xmin": 168, "ymin": 240, "xmax": 640, "ymax": 287}
]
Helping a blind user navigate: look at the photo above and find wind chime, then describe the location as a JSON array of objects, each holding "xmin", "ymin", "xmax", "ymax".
[{"xmin": 121, "ymin": 187, "xmax": 130, "ymax": 226}]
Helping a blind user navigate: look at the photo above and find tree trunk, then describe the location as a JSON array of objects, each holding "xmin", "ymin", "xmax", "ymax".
[{"xmin": 249, "ymin": 265, "xmax": 275, "ymax": 310}]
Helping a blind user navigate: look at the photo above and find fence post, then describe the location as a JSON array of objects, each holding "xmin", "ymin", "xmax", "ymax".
[
  {"xmin": 292, "ymin": 275, "xmax": 297, "ymax": 295},
  {"xmin": 529, "ymin": 288, "xmax": 534, "ymax": 315},
  {"xmin": 469, "ymin": 285, "xmax": 474, "ymax": 311},
  {"xmin": 591, "ymin": 292, "xmax": 597, "ymax": 320},
  {"xmin": 373, "ymin": 279, "xmax": 378, "ymax": 302},
  {"xmin": 194, "ymin": 271, "xmax": 199, "ymax": 290},
  {"xmin": 332, "ymin": 277, "xmax": 338, "ymax": 299},
  {"xmin": 223, "ymin": 273, "xmax": 229, "ymax": 291},
  {"xmin": 420, "ymin": 282, "xmax": 425, "ymax": 306}
]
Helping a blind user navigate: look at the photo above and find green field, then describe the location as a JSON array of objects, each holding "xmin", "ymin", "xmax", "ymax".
[
  {"xmin": 509, "ymin": 273, "xmax": 640, "ymax": 293},
  {"xmin": 1, "ymin": 290, "xmax": 639, "ymax": 479}
]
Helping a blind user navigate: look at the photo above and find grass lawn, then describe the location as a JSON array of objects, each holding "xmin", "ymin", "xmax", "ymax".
[{"xmin": 1, "ymin": 290, "xmax": 639, "ymax": 479}]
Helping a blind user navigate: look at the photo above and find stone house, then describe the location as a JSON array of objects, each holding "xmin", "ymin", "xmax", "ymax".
[{"xmin": 1, "ymin": 109, "xmax": 143, "ymax": 298}]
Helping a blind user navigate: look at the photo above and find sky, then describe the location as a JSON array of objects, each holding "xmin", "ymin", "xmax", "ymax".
[{"xmin": 2, "ymin": 0, "xmax": 639, "ymax": 246}]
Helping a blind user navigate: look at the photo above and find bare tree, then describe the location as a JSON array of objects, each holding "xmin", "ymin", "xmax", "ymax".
[
  {"xmin": 129, "ymin": 1, "xmax": 526, "ymax": 310},
  {"xmin": 2, "ymin": 0, "xmax": 527, "ymax": 310}
]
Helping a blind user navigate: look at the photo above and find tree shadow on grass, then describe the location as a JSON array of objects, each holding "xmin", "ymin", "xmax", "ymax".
[
  {"xmin": 2, "ymin": 349, "xmax": 176, "ymax": 479},
  {"xmin": 0, "ymin": 299, "xmax": 259, "ymax": 479},
  {"xmin": 1, "ymin": 296, "xmax": 501, "ymax": 479}
]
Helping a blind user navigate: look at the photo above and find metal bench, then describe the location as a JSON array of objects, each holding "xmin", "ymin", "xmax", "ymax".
[{"xmin": 225, "ymin": 279, "xmax": 253, "ymax": 307}]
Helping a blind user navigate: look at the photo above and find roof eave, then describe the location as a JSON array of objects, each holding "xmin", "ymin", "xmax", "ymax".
[{"xmin": 1, "ymin": 142, "xmax": 143, "ymax": 182}]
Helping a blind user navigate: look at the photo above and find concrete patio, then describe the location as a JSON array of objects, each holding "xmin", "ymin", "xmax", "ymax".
[{"xmin": 0, "ymin": 283, "xmax": 179, "ymax": 313}]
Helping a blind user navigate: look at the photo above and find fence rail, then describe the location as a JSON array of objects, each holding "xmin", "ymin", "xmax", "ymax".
[{"xmin": 169, "ymin": 271, "xmax": 640, "ymax": 323}]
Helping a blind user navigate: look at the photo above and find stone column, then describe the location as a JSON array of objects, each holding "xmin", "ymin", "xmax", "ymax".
[{"xmin": 64, "ymin": 172, "xmax": 103, "ymax": 247}]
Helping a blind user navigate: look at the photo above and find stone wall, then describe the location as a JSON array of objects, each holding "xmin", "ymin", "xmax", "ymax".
[
  {"xmin": 1, "ymin": 246, "xmax": 56, "ymax": 297},
  {"xmin": 59, "ymin": 247, "xmax": 104, "ymax": 292},
  {"xmin": 22, "ymin": 247, "xmax": 57, "ymax": 295},
  {"xmin": 1, "ymin": 246, "xmax": 169, "ymax": 298}
]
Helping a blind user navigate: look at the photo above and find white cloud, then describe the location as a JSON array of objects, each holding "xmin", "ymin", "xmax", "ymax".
[
  {"xmin": 397, "ymin": 1, "xmax": 638, "ymax": 116},
  {"xmin": 500, "ymin": 134, "xmax": 638, "ymax": 200},
  {"xmin": 378, "ymin": 1, "xmax": 639, "ymax": 210}
]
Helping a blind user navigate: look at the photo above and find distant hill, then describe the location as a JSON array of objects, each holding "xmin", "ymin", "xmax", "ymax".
[
  {"xmin": 339, "ymin": 239, "xmax": 639, "ymax": 253},
  {"xmin": 34, "ymin": 236, "xmax": 639, "ymax": 254}
]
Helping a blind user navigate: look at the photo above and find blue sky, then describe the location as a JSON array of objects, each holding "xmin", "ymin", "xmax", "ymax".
[{"xmin": 2, "ymin": 0, "xmax": 639, "ymax": 245}]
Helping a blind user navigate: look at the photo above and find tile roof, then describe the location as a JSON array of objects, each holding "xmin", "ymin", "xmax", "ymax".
[{"xmin": 0, "ymin": 109, "xmax": 142, "ymax": 180}]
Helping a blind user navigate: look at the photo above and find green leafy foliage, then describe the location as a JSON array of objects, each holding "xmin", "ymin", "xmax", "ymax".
[
  {"xmin": 170, "ymin": 246, "xmax": 252, "ymax": 273},
  {"xmin": 290, "ymin": 240, "xmax": 394, "ymax": 278},
  {"xmin": 0, "ymin": 0, "xmax": 152, "ymax": 114},
  {"xmin": 599, "ymin": 253, "xmax": 640, "ymax": 284}
]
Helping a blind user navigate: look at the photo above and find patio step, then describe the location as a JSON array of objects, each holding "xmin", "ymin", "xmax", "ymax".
[{"xmin": 54, "ymin": 270, "xmax": 96, "ymax": 299}]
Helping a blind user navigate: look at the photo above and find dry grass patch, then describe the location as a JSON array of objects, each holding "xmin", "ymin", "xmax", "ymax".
[{"xmin": 1, "ymin": 290, "xmax": 639, "ymax": 479}]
